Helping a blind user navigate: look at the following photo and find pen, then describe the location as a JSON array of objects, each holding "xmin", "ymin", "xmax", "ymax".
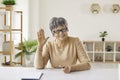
[{"xmin": 39, "ymin": 73, "xmax": 44, "ymax": 80}]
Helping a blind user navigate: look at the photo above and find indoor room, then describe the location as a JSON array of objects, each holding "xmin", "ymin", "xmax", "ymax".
[{"xmin": 0, "ymin": 0, "xmax": 119, "ymax": 80}]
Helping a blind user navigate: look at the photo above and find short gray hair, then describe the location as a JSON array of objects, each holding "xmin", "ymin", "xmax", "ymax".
[{"xmin": 49, "ymin": 17, "xmax": 68, "ymax": 32}]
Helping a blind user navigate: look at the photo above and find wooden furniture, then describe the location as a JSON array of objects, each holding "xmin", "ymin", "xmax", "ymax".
[
  {"xmin": 0, "ymin": 6, "xmax": 23, "ymax": 66},
  {"xmin": 83, "ymin": 41, "xmax": 120, "ymax": 63}
]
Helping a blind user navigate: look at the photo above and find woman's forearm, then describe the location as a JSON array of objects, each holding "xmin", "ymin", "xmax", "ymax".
[
  {"xmin": 34, "ymin": 47, "xmax": 44, "ymax": 69},
  {"xmin": 70, "ymin": 62, "xmax": 91, "ymax": 72}
]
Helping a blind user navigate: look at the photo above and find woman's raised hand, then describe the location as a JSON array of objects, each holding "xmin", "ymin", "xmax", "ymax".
[{"xmin": 37, "ymin": 29, "xmax": 49, "ymax": 50}]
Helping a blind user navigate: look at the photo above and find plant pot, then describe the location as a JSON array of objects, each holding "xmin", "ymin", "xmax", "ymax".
[
  {"xmin": 6, "ymin": 5, "xmax": 13, "ymax": 11},
  {"xmin": 102, "ymin": 38, "xmax": 105, "ymax": 42},
  {"xmin": 24, "ymin": 54, "xmax": 35, "ymax": 67}
]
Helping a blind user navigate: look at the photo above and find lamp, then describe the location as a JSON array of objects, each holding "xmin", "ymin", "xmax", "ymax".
[
  {"xmin": 91, "ymin": 3, "xmax": 101, "ymax": 14},
  {"xmin": 112, "ymin": 4, "xmax": 120, "ymax": 13}
]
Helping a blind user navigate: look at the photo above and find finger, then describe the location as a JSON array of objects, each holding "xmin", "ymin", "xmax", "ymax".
[
  {"xmin": 42, "ymin": 29, "xmax": 45, "ymax": 39},
  {"xmin": 37, "ymin": 29, "xmax": 42, "ymax": 41},
  {"xmin": 41, "ymin": 29, "xmax": 45, "ymax": 39},
  {"xmin": 37, "ymin": 32, "xmax": 40, "ymax": 39},
  {"xmin": 38, "ymin": 29, "xmax": 43, "ymax": 37},
  {"xmin": 37, "ymin": 29, "xmax": 41, "ymax": 37},
  {"xmin": 40, "ymin": 29, "xmax": 43, "ymax": 36}
]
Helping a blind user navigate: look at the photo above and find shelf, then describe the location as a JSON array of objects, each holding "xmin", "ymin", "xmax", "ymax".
[
  {"xmin": 94, "ymin": 51, "xmax": 104, "ymax": 53},
  {"xmin": 0, "ymin": 51, "xmax": 11, "ymax": 55},
  {"xmin": 86, "ymin": 51, "xmax": 93, "ymax": 53},
  {"xmin": 116, "ymin": 52, "xmax": 120, "ymax": 53},
  {"xmin": 0, "ymin": 7, "xmax": 9, "ymax": 9},
  {"xmin": 0, "ymin": 29, "xmax": 21, "ymax": 31},
  {"xmin": 83, "ymin": 41, "xmax": 120, "ymax": 63},
  {"xmin": 0, "ymin": 29, "xmax": 10, "ymax": 31},
  {"xmin": 0, "ymin": 6, "xmax": 23, "ymax": 66}
]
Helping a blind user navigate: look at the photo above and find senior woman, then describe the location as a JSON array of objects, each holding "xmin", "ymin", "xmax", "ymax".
[{"xmin": 34, "ymin": 17, "xmax": 91, "ymax": 73}]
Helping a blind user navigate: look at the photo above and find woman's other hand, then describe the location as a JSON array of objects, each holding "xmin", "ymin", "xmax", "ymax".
[
  {"xmin": 37, "ymin": 29, "xmax": 49, "ymax": 50},
  {"xmin": 63, "ymin": 66, "xmax": 71, "ymax": 73}
]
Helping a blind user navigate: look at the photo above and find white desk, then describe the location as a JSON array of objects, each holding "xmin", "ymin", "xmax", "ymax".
[{"xmin": 0, "ymin": 64, "xmax": 119, "ymax": 80}]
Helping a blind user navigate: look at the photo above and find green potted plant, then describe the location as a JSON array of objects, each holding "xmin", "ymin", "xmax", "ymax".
[
  {"xmin": 1, "ymin": 0, "xmax": 16, "ymax": 10},
  {"xmin": 15, "ymin": 39, "xmax": 38, "ymax": 58},
  {"xmin": 15, "ymin": 39, "xmax": 38, "ymax": 66},
  {"xmin": 105, "ymin": 45, "xmax": 112, "ymax": 52},
  {"xmin": 1, "ymin": 0, "xmax": 16, "ymax": 5},
  {"xmin": 99, "ymin": 31, "xmax": 108, "ymax": 41}
]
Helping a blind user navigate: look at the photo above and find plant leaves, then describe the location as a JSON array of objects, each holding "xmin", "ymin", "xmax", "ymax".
[{"xmin": 15, "ymin": 39, "xmax": 38, "ymax": 58}]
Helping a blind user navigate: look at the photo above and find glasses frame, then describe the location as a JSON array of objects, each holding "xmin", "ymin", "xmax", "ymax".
[{"xmin": 52, "ymin": 28, "xmax": 68, "ymax": 34}]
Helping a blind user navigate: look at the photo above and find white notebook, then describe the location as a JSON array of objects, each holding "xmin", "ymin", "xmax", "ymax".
[{"xmin": 21, "ymin": 73, "xmax": 43, "ymax": 80}]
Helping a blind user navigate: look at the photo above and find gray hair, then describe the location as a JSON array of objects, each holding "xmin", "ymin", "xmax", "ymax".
[{"xmin": 49, "ymin": 17, "xmax": 68, "ymax": 32}]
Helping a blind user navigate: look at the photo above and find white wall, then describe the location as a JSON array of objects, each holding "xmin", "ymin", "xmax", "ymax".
[
  {"xmin": 15, "ymin": 0, "xmax": 29, "ymax": 40},
  {"xmin": 1, "ymin": 0, "xmax": 120, "ymax": 41},
  {"xmin": 28, "ymin": 0, "xmax": 40, "ymax": 40},
  {"xmin": 29, "ymin": 0, "xmax": 120, "ymax": 41}
]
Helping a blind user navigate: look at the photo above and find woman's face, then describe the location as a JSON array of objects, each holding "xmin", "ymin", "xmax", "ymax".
[{"xmin": 52, "ymin": 26, "xmax": 68, "ymax": 41}]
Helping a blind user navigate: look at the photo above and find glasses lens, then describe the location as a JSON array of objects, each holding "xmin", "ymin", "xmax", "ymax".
[{"xmin": 53, "ymin": 28, "xmax": 67, "ymax": 34}]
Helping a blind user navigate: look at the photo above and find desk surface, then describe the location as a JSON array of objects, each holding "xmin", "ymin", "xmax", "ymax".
[{"xmin": 0, "ymin": 64, "xmax": 119, "ymax": 80}]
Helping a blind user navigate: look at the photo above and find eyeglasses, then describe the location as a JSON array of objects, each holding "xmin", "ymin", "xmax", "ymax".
[{"xmin": 52, "ymin": 28, "xmax": 68, "ymax": 34}]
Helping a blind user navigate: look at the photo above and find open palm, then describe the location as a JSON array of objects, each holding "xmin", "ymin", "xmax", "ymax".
[{"xmin": 37, "ymin": 29, "xmax": 49, "ymax": 50}]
